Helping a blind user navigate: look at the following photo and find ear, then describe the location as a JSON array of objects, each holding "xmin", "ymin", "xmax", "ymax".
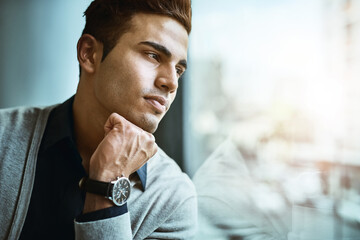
[{"xmin": 77, "ymin": 34, "xmax": 103, "ymax": 74}]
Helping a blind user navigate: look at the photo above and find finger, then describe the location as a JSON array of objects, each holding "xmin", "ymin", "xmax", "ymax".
[
  {"xmin": 146, "ymin": 134, "xmax": 158, "ymax": 159},
  {"xmin": 104, "ymin": 112, "xmax": 124, "ymax": 135}
]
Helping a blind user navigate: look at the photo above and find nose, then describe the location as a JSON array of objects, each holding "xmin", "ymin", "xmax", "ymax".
[{"xmin": 155, "ymin": 65, "xmax": 178, "ymax": 93}]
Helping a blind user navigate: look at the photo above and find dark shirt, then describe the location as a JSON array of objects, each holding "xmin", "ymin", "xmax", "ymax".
[{"xmin": 19, "ymin": 97, "xmax": 147, "ymax": 240}]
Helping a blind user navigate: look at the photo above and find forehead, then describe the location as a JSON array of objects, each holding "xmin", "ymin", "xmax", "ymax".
[{"xmin": 123, "ymin": 13, "xmax": 189, "ymax": 59}]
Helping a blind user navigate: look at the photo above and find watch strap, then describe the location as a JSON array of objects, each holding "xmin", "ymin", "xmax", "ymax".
[{"xmin": 79, "ymin": 177, "xmax": 113, "ymax": 197}]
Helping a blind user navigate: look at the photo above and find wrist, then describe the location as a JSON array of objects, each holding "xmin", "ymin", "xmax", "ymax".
[
  {"xmin": 89, "ymin": 169, "xmax": 130, "ymax": 182},
  {"xmin": 80, "ymin": 176, "xmax": 131, "ymax": 211}
]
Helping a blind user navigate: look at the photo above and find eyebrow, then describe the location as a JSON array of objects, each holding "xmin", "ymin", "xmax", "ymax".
[{"xmin": 139, "ymin": 41, "xmax": 187, "ymax": 69}]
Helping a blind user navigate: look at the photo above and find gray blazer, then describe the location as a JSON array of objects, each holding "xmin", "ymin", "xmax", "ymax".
[{"xmin": 0, "ymin": 105, "xmax": 197, "ymax": 240}]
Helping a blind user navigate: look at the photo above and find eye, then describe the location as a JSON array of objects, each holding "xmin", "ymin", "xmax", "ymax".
[
  {"xmin": 146, "ymin": 52, "xmax": 159, "ymax": 62},
  {"xmin": 176, "ymin": 67, "xmax": 185, "ymax": 77}
]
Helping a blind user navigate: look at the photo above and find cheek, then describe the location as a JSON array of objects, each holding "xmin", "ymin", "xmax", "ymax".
[
  {"xmin": 97, "ymin": 55, "xmax": 157, "ymax": 101},
  {"xmin": 129, "ymin": 56, "xmax": 159, "ymax": 85},
  {"xmin": 170, "ymin": 91, "xmax": 177, "ymax": 101},
  {"xmin": 167, "ymin": 92, "xmax": 177, "ymax": 108}
]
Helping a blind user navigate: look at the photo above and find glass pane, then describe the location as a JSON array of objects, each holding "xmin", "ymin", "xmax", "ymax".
[{"xmin": 187, "ymin": 0, "xmax": 360, "ymax": 239}]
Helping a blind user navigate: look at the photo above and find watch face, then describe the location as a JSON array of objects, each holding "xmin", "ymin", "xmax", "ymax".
[{"xmin": 112, "ymin": 177, "xmax": 131, "ymax": 206}]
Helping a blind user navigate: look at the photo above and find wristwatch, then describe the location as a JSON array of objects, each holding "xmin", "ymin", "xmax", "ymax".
[{"xmin": 79, "ymin": 176, "xmax": 131, "ymax": 206}]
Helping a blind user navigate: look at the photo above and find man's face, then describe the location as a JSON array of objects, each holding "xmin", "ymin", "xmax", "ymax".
[{"xmin": 92, "ymin": 13, "xmax": 188, "ymax": 133}]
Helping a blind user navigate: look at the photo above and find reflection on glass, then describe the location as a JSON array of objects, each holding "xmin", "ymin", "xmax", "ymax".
[{"xmin": 188, "ymin": 0, "xmax": 360, "ymax": 239}]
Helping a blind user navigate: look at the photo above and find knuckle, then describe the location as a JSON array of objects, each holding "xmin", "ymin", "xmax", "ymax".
[
  {"xmin": 149, "ymin": 133, "xmax": 155, "ymax": 142},
  {"xmin": 153, "ymin": 142, "xmax": 158, "ymax": 152},
  {"xmin": 110, "ymin": 112, "xmax": 117, "ymax": 118}
]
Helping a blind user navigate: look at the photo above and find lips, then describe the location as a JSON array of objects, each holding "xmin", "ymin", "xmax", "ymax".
[{"xmin": 144, "ymin": 96, "xmax": 167, "ymax": 113}]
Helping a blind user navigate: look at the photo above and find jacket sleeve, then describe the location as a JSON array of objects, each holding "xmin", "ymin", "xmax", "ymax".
[
  {"xmin": 74, "ymin": 212, "xmax": 132, "ymax": 240},
  {"xmin": 146, "ymin": 195, "xmax": 198, "ymax": 240}
]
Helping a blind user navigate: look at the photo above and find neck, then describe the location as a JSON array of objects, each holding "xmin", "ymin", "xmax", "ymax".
[{"xmin": 73, "ymin": 80, "xmax": 110, "ymax": 173}]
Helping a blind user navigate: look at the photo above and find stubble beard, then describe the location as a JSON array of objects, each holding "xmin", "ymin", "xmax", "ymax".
[
  {"xmin": 124, "ymin": 107, "xmax": 160, "ymax": 133},
  {"xmin": 139, "ymin": 112, "xmax": 160, "ymax": 133}
]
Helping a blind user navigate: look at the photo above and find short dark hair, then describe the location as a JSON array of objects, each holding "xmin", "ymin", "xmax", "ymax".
[{"xmin": 82, "ymin": 0, "xmax": 192, "ymax": 61}]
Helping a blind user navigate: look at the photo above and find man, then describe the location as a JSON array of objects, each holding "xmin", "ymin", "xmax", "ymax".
[{"xmin": 0, "ymin": 0, "xmax": 196, "ymax": 239}]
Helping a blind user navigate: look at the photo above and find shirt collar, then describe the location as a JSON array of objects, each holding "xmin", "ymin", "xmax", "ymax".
[
  {"xmin": 136, "ymin": 163, "xmax": 147, "ymax": 190},
  {"xmin": 40, "ymin": 96, "xmax": 75, "ymax": 151},
  {"xmin": 40, "ymin": 95, "xmax": 147, "ymax": 190}
]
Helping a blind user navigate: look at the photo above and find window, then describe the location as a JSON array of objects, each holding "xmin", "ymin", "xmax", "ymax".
[{"xmin": 188, "ymin": 0, "xmax": 360, "ymax": 239}]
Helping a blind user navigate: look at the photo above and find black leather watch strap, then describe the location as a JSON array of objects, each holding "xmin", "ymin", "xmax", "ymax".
[{"xmin": 79, "ymin": 177, "xmax": 113, "ymax": 197}]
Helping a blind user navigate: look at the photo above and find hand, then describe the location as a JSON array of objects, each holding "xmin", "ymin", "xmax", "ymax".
[
  {"xmin": 89, "ymin": 112, "xmax": 158, "ymax": 181},
  {"xmin": 83, "ymin": 113, "xmax": 157, "ymax": 213}
]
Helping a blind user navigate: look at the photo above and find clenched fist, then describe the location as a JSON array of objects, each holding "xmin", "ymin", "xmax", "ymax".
[
  {"xmin": 89, "ymin": 112, "xmax": 158, "ymax": 181},
  {"xmin": 83, "ymin": 113, "xmax": 157, "ymax": 212}
]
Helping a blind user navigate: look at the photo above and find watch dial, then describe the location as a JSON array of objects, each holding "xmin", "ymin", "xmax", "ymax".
[{"xmin": 112, "ymin": 178, "xmax": 131, "ymax": 206}]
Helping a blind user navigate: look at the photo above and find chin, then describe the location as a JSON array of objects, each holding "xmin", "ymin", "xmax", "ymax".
[
  {"xmin": 141, "ymin": 121, "xmax": 158, "ymax": 133},
  {"xmin": 137, "ymin": 113, "xmax": 160, "ymax": 133}
]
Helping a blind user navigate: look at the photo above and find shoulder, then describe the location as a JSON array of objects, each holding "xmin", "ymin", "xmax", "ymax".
[
  {"xmin": 0, "ymin": 106, "xmax": 41, "ymax": 134},
  {"xmin": 0, "ymin": 105, "xmax": 57, "ymax": 144},
  {"xmin": 0, "ymin": 105, "xmax": 55, "ymax": 127},
  {"xmin": 0, "ymin": 106, "xmax": 41, "ymax": 121}
]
